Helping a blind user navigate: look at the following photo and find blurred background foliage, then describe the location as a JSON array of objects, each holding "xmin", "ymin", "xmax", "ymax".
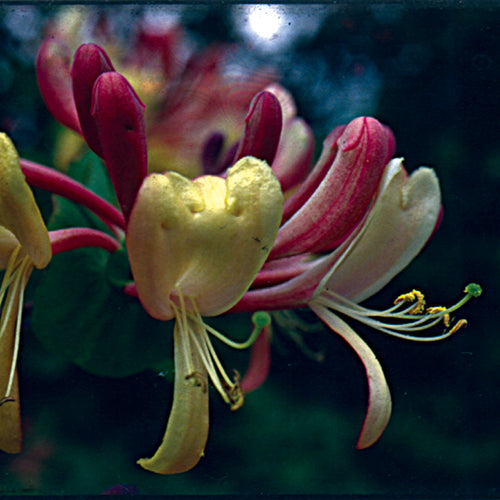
[{"xmin": 0, "ymin": 2, "xmax": 498, "ymax": 496}]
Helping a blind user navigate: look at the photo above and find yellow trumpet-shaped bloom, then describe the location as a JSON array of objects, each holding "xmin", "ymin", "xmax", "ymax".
[
  {"xmin": 127, "ymin": 156, "xmax": 283, "ymax": 474},
  {"xmin": 0, "ymin": 133, "xmax": 51, "ymax": 453}
]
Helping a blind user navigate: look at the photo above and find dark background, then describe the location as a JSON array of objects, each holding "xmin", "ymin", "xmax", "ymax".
[{"xmin": 0, "ymin": 2, "xmax": 498, "ymax": 495}]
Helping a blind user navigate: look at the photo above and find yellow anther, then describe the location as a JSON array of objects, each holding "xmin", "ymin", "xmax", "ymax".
[
  {"xmin": 395, "ymin": 289, "xmax": 425, "ymax": 314},
  {"xmin": 447, "ymin": 319, "xmax": 468, "ymax": 335},
  {"xmin": 426, "ymin": 306, "xmax": 450, "ymax": 327},
  {"xmin": 227, "ymin": 370, "xmax": 244, "ymax": 411}
]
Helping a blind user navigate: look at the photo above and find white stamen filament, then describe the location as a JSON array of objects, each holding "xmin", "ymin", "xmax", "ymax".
[
  {"xmin": 170, "ymin": 289, "xmax": 244, "ymax": 408},
  {"xmin": 316, "ymin": 287, "xmax": 476, "ymax": 342}
]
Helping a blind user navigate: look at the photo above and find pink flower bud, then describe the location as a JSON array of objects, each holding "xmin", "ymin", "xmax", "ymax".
[{"xmin": 91, "ymin": 72, "xmax": 147, "ymax": 221}]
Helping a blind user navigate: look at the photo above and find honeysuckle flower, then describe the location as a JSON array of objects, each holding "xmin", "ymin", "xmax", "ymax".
[
  {"xmin": 26, "ymin": 36, "xmax": 480, "ymax": 474},
  {"xmin": 127, "ymin": 156, "xmax": 283, "ymax": 474},
  {"xmin": 30, "ymin": 40, "xmax": 289, "ymax": 473},
  {"xmin": 36, "ymin": 15, "xmax": 276, "ymax": 177},
  {"xmin": 234, "ymin": 151, "xmax": 481, "ymax": 448},
  {"xmin": 0, "ymin": 133, "xmax": 52, "ymax": 454}
]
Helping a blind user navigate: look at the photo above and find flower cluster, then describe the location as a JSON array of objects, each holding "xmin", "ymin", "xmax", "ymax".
[{"xmin": 0, "ymin": 19, "xmax": 480, "ymax": 475}]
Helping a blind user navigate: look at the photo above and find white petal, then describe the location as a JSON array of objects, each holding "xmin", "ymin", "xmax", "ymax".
[
  {"xmin": 319, "ymin": 158, "xmax": 441, "ymax": 302},
  {"xmin": 310, "ymin": 303, "xmax": 392, "ymax": 448}
]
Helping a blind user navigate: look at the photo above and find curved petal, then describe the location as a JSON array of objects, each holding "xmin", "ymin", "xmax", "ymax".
[
  {"xmin": 322, "ymin": 158, "xmax": 441, "ymax": 303},
  {"xmin": 0, "ymin": 134, "xmax": 51, "ymax": 269},
  {"xmin": 127, "ymin": 156, "xmax": 283, "ymax": 320},
  {"xmin": 271, "ymin": 117, "xmax": 392, "ymax": 257},
  {"xmin": 309, "ymin": 303, "xmax": 392, "ymax": 449},
  {"xmin": 137, "ymin": 318, "xmax": 209, "ymax": 474}
]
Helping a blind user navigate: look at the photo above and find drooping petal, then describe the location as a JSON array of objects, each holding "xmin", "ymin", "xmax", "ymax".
[
  {"xmin": 137, "ymin": 318, "xmax": 209, "ymax": 474},
  {"xmin": 0, "ymin": 134, "xmax": 51, "ymax": 269},
  {"xmin": 127, "ymin": 156, "xmax": 283, "ymax": 321},
  {"xmin": 321, "ymin": 158, "xmax": 441, "ymax": 303},
  {"xmin": 35, "ymin": 37, "xmax": 81, "ymax": 134},
  {"xmin": 72, "ymin": 43, "xmax": 115, "ymax": 157},
  {"xmin": 232, "ymin": 91, "xmax": 282, "ymax": 166},
  {"xmin": 271, "ymin": 117, "xmax": 393, "ymax": 257},
  {"xmin": 309, "ymin": 303, "xmax": 392, "ymax": 449},
  {"xmin": 91, "ymin": 72, "xmax": 147, "ymax": 221}
]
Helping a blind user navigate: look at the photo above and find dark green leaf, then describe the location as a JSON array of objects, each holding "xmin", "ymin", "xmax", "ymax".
[{"xmin": 31, "ymin": 247, "xmax": 173, "ymax": 378}]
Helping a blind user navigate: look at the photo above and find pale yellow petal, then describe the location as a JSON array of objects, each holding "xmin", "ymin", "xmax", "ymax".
[
  {"xmin": 0, "ymin": 133, "xmax": 51, "ymax": 269},
  {"xmin": 137, "ymin": 318, "xmax": 209, "ymax": 474},
  {"xmin": 127, "ymin": 156, "xmax": 283, "ymax": 320}
]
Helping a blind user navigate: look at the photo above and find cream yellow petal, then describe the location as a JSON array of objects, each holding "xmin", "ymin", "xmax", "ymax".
[
  {"xmin": 318, "ymin": 159, "xmax": 441, "ymax": 303},
  {"xmin": 137, "ymin": 318, "xmax": 209, "ymax": 474},
  {"xmin": 0, "ymin": 134, "xmax": 51, "ymax": 269},
  {"xmin": 127, "ymin": 156, "xmax": 283, "ymax": 320}
]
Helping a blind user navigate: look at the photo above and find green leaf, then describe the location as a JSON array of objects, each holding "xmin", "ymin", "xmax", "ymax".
[{"xmin": 31, "ymin": 247, "xmax": 173, "ymax": 378}]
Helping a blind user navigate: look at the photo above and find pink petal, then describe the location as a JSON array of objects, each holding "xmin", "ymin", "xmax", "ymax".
[
  {"xmin": 309, "ymin": 303, "xmax": 392, "ymax": 449},
  {"xmin": 271, "ymin": 117, "xmax": 393, "ymax": 257},
  {"xmin": 91, "ymin": 72, "xmax": 147, "ymax": 221},
  {"xmin": 72, "ymin": 43, "xmax": 115, "ymax": 157},
  {"xmin": 35, "ymin": 38, "xmax": 81, "ymax": 134}
]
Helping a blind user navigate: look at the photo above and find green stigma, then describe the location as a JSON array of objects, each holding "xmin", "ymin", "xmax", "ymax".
[{"xmin": 465, "ymin": 283, "xmax": 482, "ymax": 298}]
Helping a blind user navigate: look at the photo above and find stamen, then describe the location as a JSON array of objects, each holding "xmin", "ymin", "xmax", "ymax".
[
  {"xmin": 447, "ymin": 318, "xmax": 467, "ymax": 335},
  {"xmin": 426, "ymin": 307, "xmax": 450, "ymax": 327},
  {"xmin": 394, "ymin": 289, "xmax": 425, "ymax": 314},
  {"xmin": 316, "ymin": 283, "xmax": 481, "ymax": 342},
  {"xmin": 170, "ymin": 290, "xmax": 244, "ymax": 409}
]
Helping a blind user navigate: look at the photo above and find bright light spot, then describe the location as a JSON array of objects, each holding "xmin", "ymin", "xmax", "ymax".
[
  {"xmin": 233, "ymin": 5, "xmax": 331, "ymax": 53},
  {"xmin": 247, "ymin": 5, "xmax": 284, "ymax": 42}
]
